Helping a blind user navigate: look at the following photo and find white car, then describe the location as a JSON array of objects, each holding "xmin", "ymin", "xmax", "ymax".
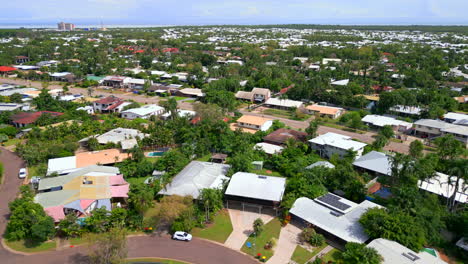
[
  {"xmin": 18, "ymin": 168, "xmax": 27, "ymax": 179},
  {"xmin": 172, "ymin": 231, "xmax": 192, "ymax": 241}
]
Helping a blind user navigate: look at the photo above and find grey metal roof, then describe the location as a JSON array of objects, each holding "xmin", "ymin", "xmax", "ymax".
[
  {"xmin": 35, "ymin": 190, "xmax": 79, "ymax": 208},
  {"xmin": 225, "ymin": 172, "xmax": 286, "ymax": 202},
  {"xmin": 290, "ymin": 196, "xmax": 382, "ymax": 243},
  {"xmin": 158, "ymin": 161, "xmax": 230, "ymax": 199},
  {"xmin": 414, "ymin": 119, "xmax": 455, "ymax": 129},
  {"xmin": 353, "ymin": 151, "xmax": 392, "ymax": 176},
  {"xmin": 367, "ymin": 238, "xmax": 447, "ymax": 264}
]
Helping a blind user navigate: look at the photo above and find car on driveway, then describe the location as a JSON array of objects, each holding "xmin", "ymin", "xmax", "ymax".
[
  {"xmin": 172, "ymin": 231, "xmax": 192, "ymax": 241},
  {"xmin": 18, "ymin": 168, "xmax": 27, "ymax": 179}
]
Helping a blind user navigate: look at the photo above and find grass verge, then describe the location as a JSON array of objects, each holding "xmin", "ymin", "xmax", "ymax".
[
  {"xmin": 241, "ymin": 218, "xmax": 282, "ymax": 260},
  {"xmin": 192, "ymin": 209, "xmax": 233, "ymax": 243},
  {"xmin": 126, "ymin": 258, "xmax": 190, "ymax": 264},
  {"xmin": 322, "ymin": 248, "xmax": 342, "ymax": 263},
  {"xmin": 5, "ymin": 239, "xmax": 56, "ymax": 253}
]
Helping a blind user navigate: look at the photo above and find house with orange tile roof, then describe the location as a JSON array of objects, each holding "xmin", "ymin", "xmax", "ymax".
[
  {"xmin": 231, "ymin": 115, "xmax": 273, "ymax": 133},
  {"xmin": 47, "ymin": 148, "xmax": 131, "ymax": 175},
  {"xmin": 305, "ymin": 104, "xmax": 344, "ymax": 119}
]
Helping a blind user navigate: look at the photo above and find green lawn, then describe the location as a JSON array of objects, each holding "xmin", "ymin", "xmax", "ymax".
[
  {"xmin": 5, "ymin": 239, "xmax": 56, "ymax": 253},
  {"xmin": 322, "ymin": 248, "xmax": 342, "ymax": 263},
  {"xmin": 171, "ymin": 96, "xmax": 190, "ymax": 101},
  {"xmin": 196, "ymin": 154, "xmax": 211, "ymax": 162},
  {"xmin": 3, "ymin": 138, "xmax": 21, "ymax": 147},
  {"xmin": 241, "ymin": 218, "xmax": 282, "ymax": 260},
  {"xmin": 291, "ymin": 244, "xmax": 328, "ymax": 264},
  {"xmin": 126, "ymin": 258, "xmax": 190, "ymax": 264},
  {"xmin": 184, "ymin": 99, "xmax": 197, "ymax": 103},
  {"xmin": 192, "ymin": 209, "xmax": 233, "ymax": 243},
  {"xmin": 126, "ymin": 177, "xmax": 147, "ymax": 185},
  {"xmin": 252, "ymin": 168, "xmax": 283, "ymax": 177},
  {"xmin": 28, "ymin": 164, "xmax": 45, "ymax": 179}
]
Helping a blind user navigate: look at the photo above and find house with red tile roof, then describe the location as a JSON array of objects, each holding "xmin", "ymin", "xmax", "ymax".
[
  {"xmin": 11, "ymin": 111, "xmax": 64, "ymax": 128},
  {"xmin": 92, "ymin": 96, "xmax": 131, "ymax": 113},
  {"xmin": 0, "ymin": 66, "xmax": 17, "ymax": 74}
]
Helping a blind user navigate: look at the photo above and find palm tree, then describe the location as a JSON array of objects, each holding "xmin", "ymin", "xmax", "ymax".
[{"xmin": 447, "ymin": 159, "xmax": 468, "ymax": 212}]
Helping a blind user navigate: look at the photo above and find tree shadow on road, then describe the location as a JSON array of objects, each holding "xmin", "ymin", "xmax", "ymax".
[{"xmin": 68, "ymin": 253, "xmax": 90, "ymax": 264}]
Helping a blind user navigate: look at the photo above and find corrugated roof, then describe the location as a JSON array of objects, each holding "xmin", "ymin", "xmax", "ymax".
[
  {"xmin": 353, "ymin": 151, "xmax": 392, "ymax": 176},
  {"xmin": 225, "ymin": 172, "xmax": 286, "ymax": 202},
  {"xmin": 237, "ymin": 115, "xmax": 272, "ymax": 126}
]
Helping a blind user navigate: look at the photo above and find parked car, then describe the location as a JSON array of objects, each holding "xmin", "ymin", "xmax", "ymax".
[
  {"xmin": 172, "ymin": 231, "xmax": 192, "ymax": 241},
  {"xmin": 18, "ymin": 168, "xmax": 27, "ymax": 179}
]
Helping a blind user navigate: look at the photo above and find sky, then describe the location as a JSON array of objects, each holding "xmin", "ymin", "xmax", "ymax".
[{"xmin": 0, "ymin": 0, "xmax": 467, "ymax": 26}]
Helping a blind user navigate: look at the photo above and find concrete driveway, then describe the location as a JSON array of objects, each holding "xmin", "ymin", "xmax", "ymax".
[
  {"xmin": 224, "ymin": 209, "xmax": 273, "ymax": 250},
  {"xmin": 266, "ymin": 224, "xmax": 301, "ymax": 264}
]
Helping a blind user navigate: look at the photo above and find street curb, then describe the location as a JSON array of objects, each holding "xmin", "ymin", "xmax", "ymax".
[
  {"xmin": 1, "ymin": 238, "xmax": 35, "ymax": 256},
  {"xmin": 195, "ymin": 237, "xmax": 259, "ymax": 261}
]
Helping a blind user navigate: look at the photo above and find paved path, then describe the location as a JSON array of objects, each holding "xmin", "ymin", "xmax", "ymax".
[
  {"xmin": 224, "ymin": 209, "xmax": 273, "ymax": 250},
  {"xmin": 0, "ymin": 148, "xmax": 256, "ymax": 264},
  {"xmin": 308, "ymin": 245, "xmax": 334, "ymax": 263},
  {"xmin": 266, "ymin": 224, "xmax": 301, "ymax": 264}
]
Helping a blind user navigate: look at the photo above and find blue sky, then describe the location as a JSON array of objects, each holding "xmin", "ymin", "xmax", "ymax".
[{"xmin": 1, "ymin": 0, "xmax": 467, "ymax": 25}]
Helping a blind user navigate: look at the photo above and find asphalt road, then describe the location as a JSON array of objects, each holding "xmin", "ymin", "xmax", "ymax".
[{"xmin": 0, "ymin": 148, "xmax": 257, "ymax": 264}]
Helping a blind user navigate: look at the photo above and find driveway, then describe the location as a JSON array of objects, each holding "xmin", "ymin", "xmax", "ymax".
[
  {"xmin": 224, "ymin": 209, "xmax": 274, "ymax": 250},
  {"xmin": 266, "ymin": 224, "xmax": 301, "ymax": 264}
]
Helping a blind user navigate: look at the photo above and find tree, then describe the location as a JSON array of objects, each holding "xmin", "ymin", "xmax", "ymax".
[
  {"xmin": 160, "ymin": 98, "xmax": 178, "ymax": 120},
  {"xmin": 127, "ymin": 183, "xmax": 154, "ymax": 215},
  {"xmin": 434, "ymin": 135, "xmax": 463, "ymax": 161},
  {"xmin": 309, "ymin": 233, "xmax": 325, "ymax": 247},
  {"xmin": 253, "ymin": 218, "xmax": 264, "ymax": 235},
  {"xmin": 58, "ymin": 214, "xmax": 82, "ymax": 238},
  {"xmin": 88, "ymin": 227, "xmax": 127, "ymax": 264},
  {"xmin": 305, "ymin": 120, "xmax": 319, "ymax": 139},
  {"xmin": 341, "ymin": 242, "xmax": 382, "ymax": 264},
  {"xmin": 379, "ymin": 125, "xmax": 394, "ymax": 139},
  {"xmin": 9, "ymin": 93, "xmax": 23, "ymax": 103},
  {"xmin": 199, "ymin": 188, "xmax": 224, "ymax": 222},
  {"xmin": 360, "ymin": 208, "xmax": 426, "ymax": 251},
  {"xmin": 409, "ymin": 140, "xmax": 424, "ymax": 159}
]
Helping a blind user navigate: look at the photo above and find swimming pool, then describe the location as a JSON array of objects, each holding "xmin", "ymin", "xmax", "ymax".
[{"xmin": 147, "ymin": 151, "xmax": 164, "ymax": 157}]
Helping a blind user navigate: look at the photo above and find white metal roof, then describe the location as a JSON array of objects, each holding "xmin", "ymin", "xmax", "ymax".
[
  {"xmin": 254, "ymin": 142, "xmax": 284, "ymax": 155},
  {"xmin": 306, "ymin": 161, "xmax": 335, "ymax": 169},
  {"xmin": 367, "ymin": 238, "xmax": 447, "ymax": 264},
  {"xmin": 309, "ymin": 132, "xmax": 367, "ymax": 151},
  {"xmin": 265, "ymin": 98, "xmax": 303, "ymax": 108},
  {"xmin": 415, "ymin": 119, "xmax": 456, "ymax": 129},
  {"xmin": 95, "ymin": 128, "xmax": 148, "ymax": 145},
  {"xmin": 290, "ymin": 196, "xmax": 382, "ymax": 243},
  {"xmin": 47, "ymin": 156, "xmax": 77, "ymax": 175},
  {"xmin": 225, "ymin": 172, "xmax": 286, "ymax": 202},
  {"xmin": 418, "ymin": 172, "xmax": 467, "ymax": 203},
  {"xmin": 158, "ymin": 161, "xmax": 230, "ymax": 199},
  {"xmin": 444, "ymin": 112, "xmax": 468, "ymax": 122},
  {"xmin": 362, "ymin": 115, "xmax": 412, "ymax": 129},
  {"xmin": 121, "ymin": 104, "xmax": 164, "ymax": 117},
  {"xmin": 331, "ymin": 79, "xmax": 349, "ymax": 86}
]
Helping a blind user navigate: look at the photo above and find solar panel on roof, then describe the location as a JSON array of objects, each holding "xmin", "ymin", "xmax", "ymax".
[{"xmin": 316, "ymin": 193, "xmax": 351, "ymax": 211}]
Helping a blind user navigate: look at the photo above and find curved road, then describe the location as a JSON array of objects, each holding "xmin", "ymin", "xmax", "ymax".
[{"xmin": 0, "ymin": 148, "xmax": 256, "ymax": 264}]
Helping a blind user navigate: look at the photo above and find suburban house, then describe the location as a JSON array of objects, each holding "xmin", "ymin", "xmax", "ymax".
[
  {"xmin": 367, "ymin": 238, "xmax": 447, "ymax": 264},
  {"xmin": 93, "ymin": 96, "xmax": 131, "ymax": 113},
  {"xmin": 127, "ymin": 78, "xmax": 147, "ymax": 90},
  {"xmin": 49, "ymin": 72, "xmax": 76, "ymax": 83},
  {"xmin": 121, "ymin": 104, "xmax": 165, "ymax": 120},
  {"xmin": 158, "ymin": 161, "xmax": 230, "ymax": 199},
  {"xmin": 389, "ymin": 105, "xmax": 422, "ymax": 117},
  {"xmin": 234, "ymin": 88, "xmax": 271, "ymax": 103},
  {"xmin": 305, "ymin": 161, "xmax": 335, "ymax": 170},
  {"xmin": 101, "ymin": 76, "xmax": 131, "ymax": 88},
  {"xmin": 322, "ymin": 58, "xmax": 342, "ymax": 65},
  {"xmin": 34, "ymin": 165, "xmax": 129, "ymax": 222},
  {"xmin": 353, "ymin": 151, "xmax": 392, "ymax": 177},
  {"xmin": 264, "ymin": 98, "xmax": 304, "ymax": 110},
  {"xmin": 77, "ymin": 105, "xmax": 94, "ymax": 114},
  {"xmin": 419, "ymin": 172, "xmax": 467, "ymax": 204},
  {"xmin": 176, "ymin": 88, "xmax": 205, "ymax": 98},
  {"xmin": 254, "ymin": 142, "xmax": 284, "ymax": 155},
  {"xmin": 362, "ymin": 114, "xmax": 413, "ymax": 132},
  {"xmin": 309, "ymin": 132, "xmax": 367, "ymax": 159},
  {"xmin": 225, "ymin": 172, "xmax": 286, "ymax": 213},
  {"xmin": 232, "ymin": 115, "xmax": 273, "ymax": 133},
  {"xmin": 289, "ymin": 193, "xmax": 383, "ymax": 244},
  {"xmin": 443, "ymin": 112, "xmax": 468, "ymax": 124},
  {"xmin": 0, "ymin": 103, "xmax": 29, "ymax": 113},
  {"xmin": 15, "ymin": 56, "xmax": 30, "ymax": 64},
  {"xmin": 80, "ymin": 128, "xmax": 148, "ymax": 150},
  {"xmin": 11, "ymin": 111, "xmax": 64, "ymax": 128},
  {"xmin": 305, "ymin": 104, "xmax": 344, "ymax": 119},
  {"xmin": 414, "ymin": 119, "xmax": 468, "ymax": 146},
  {"xmin": 47, "ymin": 149, "xmax": 131, "ymax": 175},
  {"xmin": 263, "ymin": 128, "xmax": 308, "ymax": 146}
]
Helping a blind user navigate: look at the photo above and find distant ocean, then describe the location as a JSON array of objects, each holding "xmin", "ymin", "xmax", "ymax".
[{"xmin": 0, "ymin": 24, "xmax": 173, "ymax": 29}]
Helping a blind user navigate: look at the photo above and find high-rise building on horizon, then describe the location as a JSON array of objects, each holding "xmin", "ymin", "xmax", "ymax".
[{"xmin": 57, "ymin": 22, "xmax": 75, "ymax": 31}]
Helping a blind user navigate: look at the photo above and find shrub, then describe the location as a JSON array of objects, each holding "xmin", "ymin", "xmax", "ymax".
[
  {"xmin": 299, "ymin": 227, "xmax": 316, "ymax": 243},
  {"xmin": 309, "ymin": 233, "xmax": 325, "ymax": 247},
  {"xmin": 253, "ymin": 218, "xmax": 264, "ymax": 235}
]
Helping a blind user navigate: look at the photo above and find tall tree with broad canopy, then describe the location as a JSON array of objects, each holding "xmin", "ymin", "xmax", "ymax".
[{"xmin": 341, "ymin": 242, "xmax": 383, "ymax": 264}]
